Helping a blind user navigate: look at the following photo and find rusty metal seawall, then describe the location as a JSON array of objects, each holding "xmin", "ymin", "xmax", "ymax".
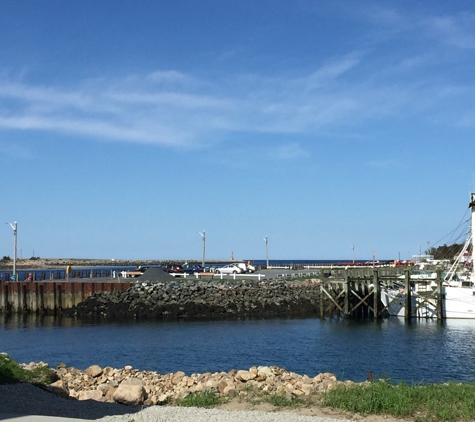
[{"xmin": 0, "ymin": 281, "xmax": 132, "ymax": 314}]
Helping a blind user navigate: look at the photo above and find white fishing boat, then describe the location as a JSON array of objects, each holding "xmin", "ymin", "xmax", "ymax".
[{"xmin": 382, "ymin": 193, "xmax": 475, "ymax": 319}]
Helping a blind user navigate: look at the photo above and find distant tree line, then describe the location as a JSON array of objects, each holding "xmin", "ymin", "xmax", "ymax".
[
  {"xmin": 1, "ymin": 256, "xmax": 40, "ymax": 261},
  {"xmin": 426, "ymin": 243, "xmax": 466, "ymax": 260}
]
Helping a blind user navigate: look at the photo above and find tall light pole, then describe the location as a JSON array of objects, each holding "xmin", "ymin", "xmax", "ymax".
[
  {"xmin": 198, "ymin": 231, "xmax": 206, "ymax": 268},
  {"xmin": 263, "ymin": 236, "xmax": 269, "ymax": 269},
  {"xmin": 352, "ymin": 245, "xmax": 355, "ymax": 264},
  {"xmin": 7, "ymin": 222, "xmax": 17, "ymax": 281}
]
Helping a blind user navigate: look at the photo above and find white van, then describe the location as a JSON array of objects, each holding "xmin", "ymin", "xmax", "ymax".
[{"xmin": 235, "ymin": 262, "xmax": 256, "ymax": 273}]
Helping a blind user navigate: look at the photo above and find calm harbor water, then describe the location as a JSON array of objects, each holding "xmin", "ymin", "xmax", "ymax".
[{"xmin": 1, "ymin": 316, "xmax": 475, "ymax": 384}]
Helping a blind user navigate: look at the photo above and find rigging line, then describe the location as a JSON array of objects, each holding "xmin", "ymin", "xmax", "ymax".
[
  {"xmin": 452, "ymin": 216, "xmax": 470, "ymax": 246},
  {"xmin": 452, "ymin": 227, "xmax": 471, "ymax": 246},
  {"xmin": 431, "ymin": 217, "xmax": 470, "ymax": 248},
  {"xmin": 430, "ymin": 227, "xmax": 470, "ymax": 261},
  {"xmin": 449, "ymin": 230, "xmax": 470, "ymax": 250}
]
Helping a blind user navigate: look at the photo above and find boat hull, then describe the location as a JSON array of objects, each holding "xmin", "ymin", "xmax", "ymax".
[{"xmin": 382, "ymin": 286, "xmax": 475, "ymax": 319}]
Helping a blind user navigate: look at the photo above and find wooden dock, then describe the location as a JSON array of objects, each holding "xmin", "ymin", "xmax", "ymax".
[{"xmin": 317, "ymin": 267, "xmax": 444, "ymax": 319}]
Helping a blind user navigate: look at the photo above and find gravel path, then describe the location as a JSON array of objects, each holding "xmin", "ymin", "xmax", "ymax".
[
  {"xmin": 97, "ymin": 406, "xmax": 353, "ymax": 422},
  {"xmin": 0, "ymin": 383, "xmax": 353, "ymax": 422}
]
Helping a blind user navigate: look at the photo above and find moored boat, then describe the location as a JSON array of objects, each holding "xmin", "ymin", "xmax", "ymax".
[{"xmin": 382, "ymin": 193, "xmax": 475, "ymax": 319}]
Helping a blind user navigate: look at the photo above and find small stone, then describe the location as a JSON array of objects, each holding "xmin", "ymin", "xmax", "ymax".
[
  {"xmin": 97, "ymin": 383, "xmax": 111, "ymax": 394},
  {"xmin": 158, "ymin": 393, "xmax": 169, "ymax": 403},
  {"xmin": 85, "ymin": 365, "xmax": 103, "ymax": 378},
  {"xmin": 257, "ymin": 366, "xmax": 273, "ymax": 378},
  {"xmin": 299, "ymin": 384, "xmax": 313, "ymax": 395},
  {"xmin": 236, "ymin": 370, "xmax": 251, "ymax": 382},
  {"xmin": 78, "ymin": 389, "xmax": 103, "ymax": 401},
  {"xmin": 172, "ymin": 371, "xmax": 186, "ymax": 385},
  {"xmin": 46, "ymin": 380, "xmax": 69, "ymax": 398},
  {"xmin": 104, "ymin": 387, "xmax": 117, "ymax": 402}
]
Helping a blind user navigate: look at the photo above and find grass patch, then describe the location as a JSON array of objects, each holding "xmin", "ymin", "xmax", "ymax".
[
  {"xmin": 323, "ymin": 379, "xmax": 475, "ymax": 421},
  {"xmin": 0, "ymin": 355, "xmax": 55, "ymax": 385},
  {"xmin": 177, "ymin": 390, "xmax": 223, "ymax": 408},
  {"xmin": 265, "ymin": 393, "xmax": 304, "ymax": 407}
]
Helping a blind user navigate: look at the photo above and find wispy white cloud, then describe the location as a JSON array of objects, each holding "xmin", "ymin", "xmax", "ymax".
[
  {"xmin": 296, "ymin": 55, "xmax": 362, "ymax": 91},
  {"xmin": 329, "ymin": 2, "xmax": 475, "ymax": 52},
  {"xmin": 423, "ymin": 14, "xmax": 475, "ymax": 50},
  {"xmin": 0, "ymin": 44, "xmax": 473, "ymax": 149}
]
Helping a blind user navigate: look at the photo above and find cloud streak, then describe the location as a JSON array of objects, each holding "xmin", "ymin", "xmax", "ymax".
[{"xmin": 0, "ymin": 29, "xmax": 473, "ymax": 150}]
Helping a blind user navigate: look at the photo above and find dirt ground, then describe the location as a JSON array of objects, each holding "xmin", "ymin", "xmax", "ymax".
[{"xmin": 215, "ymin": 395, "xmax": 415, "ymax": 422}]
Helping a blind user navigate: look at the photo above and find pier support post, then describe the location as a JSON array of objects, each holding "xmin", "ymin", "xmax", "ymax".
[
  {"xmin": 436, "ymin": 270, "xmax": 444, "ymax": 320},
  {"xmin": 319, "ymin": 283, "xmax": 324, "ymax": 319},
  {"xmin": 343, "ymin": 270, "xmax": 350, "ymax": 318},
  {"xmin": 404, "ymin": 270, "xmax": 412, "ymax": 321},
  {"xmin": 373, "ymin": 270, "xmax": 380, "ymax": 320}
]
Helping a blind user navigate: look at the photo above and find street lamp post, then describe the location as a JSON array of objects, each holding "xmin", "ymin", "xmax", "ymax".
[
  {"xmin": 263, "ymin": 236, "xmax": 269, "ymax": 269},
  {"xmin": 198, "ymin": 231, "xmax": 206, "ymax": 268},
  {"xmin": 7, "ymin": 222, "xmax": 17, "ymax": 281}
]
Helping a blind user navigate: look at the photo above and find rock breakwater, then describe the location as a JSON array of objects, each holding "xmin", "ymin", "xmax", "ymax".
[
  {"xmin": 21, "ymin": 360, "xmax": 352, "ymax": 407},
  {"xmin": 70, "ymin": 279, "xmax": 322, "ymax": 319}
]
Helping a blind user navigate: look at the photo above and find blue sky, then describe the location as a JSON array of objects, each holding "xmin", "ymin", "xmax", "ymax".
[{"xmin": 1, "ymin": 0, "xmax": 474, "ymax": 261}]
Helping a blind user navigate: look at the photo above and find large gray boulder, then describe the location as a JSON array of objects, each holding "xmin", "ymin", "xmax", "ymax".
[{"xmin": 112, "ymin": 378, "xmax": 145, "ymax": 405}]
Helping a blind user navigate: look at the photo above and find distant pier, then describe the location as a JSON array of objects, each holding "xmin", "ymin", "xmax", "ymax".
[{"xmin": 0, "ymin": 266, "xmax": 446, "ymax": 319}]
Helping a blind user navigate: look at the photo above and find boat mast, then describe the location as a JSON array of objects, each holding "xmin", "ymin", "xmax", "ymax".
[{"xmin": 471, "ymin": 193, "xmax": 475, "ymax": 282}]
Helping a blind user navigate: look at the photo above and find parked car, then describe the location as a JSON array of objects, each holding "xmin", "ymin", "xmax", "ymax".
[
  {"xmin": 234, "ymin": 262, "xmax": 256, "ymax": 273},
  {"xmin": 163, "ymin": 264, "xmax": 184, "ymax": 274},
  {"xmin": 182, "ymin": 264, "xmax": 203, "ymax": 274},
  {"xmin": 215, "ymin": 264, "xmax": 243, "ymax": 274},
  {"xmin": 206, "ymin": 265, "xmax": 220, "ymax": 273}
]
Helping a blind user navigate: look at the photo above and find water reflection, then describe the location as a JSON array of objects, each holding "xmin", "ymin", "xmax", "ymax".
[{"xmin": 1, "ymin": 315, "xmax": 475, "ymax": 383}]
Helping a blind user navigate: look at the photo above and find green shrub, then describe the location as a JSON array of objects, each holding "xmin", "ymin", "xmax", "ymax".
[
  {"xmin": 177, "ymin": 390, "xmax": 222, "ymax": 408},
  {"xmin": 0, "ymin": 355, "xmax": 55, "ymax": 385}
]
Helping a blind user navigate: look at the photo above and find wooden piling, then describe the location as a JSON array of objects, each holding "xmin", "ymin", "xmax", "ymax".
[
  {"xmin": 319, "ymin": 283, "xmax": 324, "ymax": 319},
  {"xmin": 404, "ymin": 270, "xmax": 412, "ymax": 320},
  {"xmin": 343, "ymin": 270, "xmax": 350, "ymax": 317},
  {"xmin": 436, "ymin": 270, "xmax": 443, "ymax": 320},
  {"xmin": 373, "ymin": 270, "xmax": 380, "ymax": 320}
]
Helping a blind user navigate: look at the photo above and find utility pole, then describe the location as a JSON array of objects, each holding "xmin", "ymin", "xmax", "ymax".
[
  {"xmin": 7, "ymin": 222, "xmax": 17, "ymax": 281},
  {"xmin": 264, "ymin": 236, "xmax": 269, "ymax": 269},
  {"xmin": 198, "ymin": 231, "xmax": 206, "ymax": 268}
]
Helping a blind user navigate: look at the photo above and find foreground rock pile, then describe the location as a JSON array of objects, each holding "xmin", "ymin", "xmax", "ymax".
[
  {"xmin": 22, "ymin": 361, "xmax": 352, "ymax": 406},
  {"xmin": 71, "ymin": 279, "xmax": 321, "ymax": 319}
]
